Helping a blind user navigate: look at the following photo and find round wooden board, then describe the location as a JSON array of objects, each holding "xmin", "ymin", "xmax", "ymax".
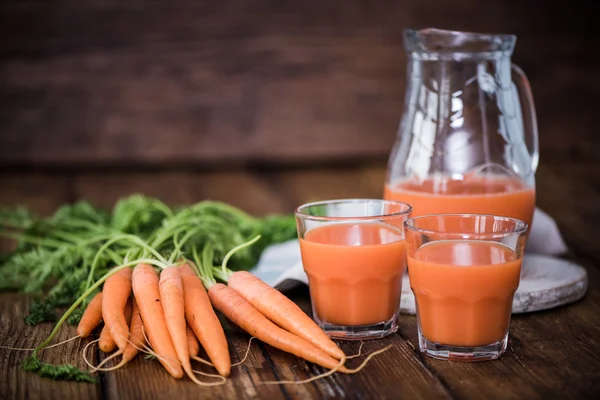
[{"xmin": 399, "ymin": 254, "xmax": 589, "ymax": 315}]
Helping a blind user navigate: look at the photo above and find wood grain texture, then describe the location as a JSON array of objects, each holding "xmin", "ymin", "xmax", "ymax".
[
  {"xmin": 0, "ymin": 172, "xmax": 73, "ymax": 254},
  {"xmin": 0, "ymin": 0, "xmax": 597, "ymax": 166},
  {"xmin": 410, "ymin": 258, "xmax": 600, "ymax": 400},
  {"xmin": 0, "ymin": 173, "xmax": 73, "ymax": 215},
  {"xmin": 0, "ymin": 293, "xmax": 101, "ymax": 400},
  {"xmin": 264, "ymin": 287, "xmax": 454, "ymax": 399},
  {"xmin": 98, "ymin": 333, "xmax": 286, "ymax": 400},
  {"xmin": 1, "ymin": 162, "xmax": 600, "ymax": 399},
  {"xmin": 73, "ymin": 171, "xmax": 288, "ymax": 215},
  {"xmin": 535, "ymin": 163, "xmax": 600, "ymax": 259}
]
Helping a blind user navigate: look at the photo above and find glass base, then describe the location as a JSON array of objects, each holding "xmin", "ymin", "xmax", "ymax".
[
  {"xmin": 418, "ymin": 330, "xmax": 508, "ymax": 362},
  {"xmin": 317, "ymin": 314, "xmax": 399, "ymax": 340}
]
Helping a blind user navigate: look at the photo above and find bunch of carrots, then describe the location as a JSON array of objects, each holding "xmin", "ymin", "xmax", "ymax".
[
  {"xmin": 1, "ymin": 198, "xmax": 387, "ymax": 385},
  {"xmin": 73, "ymin": 240, "xmax": 350, "ymax": 385}
]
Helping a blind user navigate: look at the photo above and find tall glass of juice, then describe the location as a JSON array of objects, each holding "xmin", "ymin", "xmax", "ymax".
[
  {"xmin": 404, "ymin": 214, "xmax": 528, "ymax": 361},
  {"xmin": 295, "ymin": 199, "xmax": 412, "ymax": 340}
]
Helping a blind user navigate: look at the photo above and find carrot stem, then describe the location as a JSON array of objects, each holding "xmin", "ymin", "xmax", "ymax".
[
  {"xmin": 0, "ymin": 230, "xmax": 65, "ymax": 248},
  {"xmin": 85, "ymin": 235, "xmax": 168, "ymax": 290},
  {"xmin": 220, "ymin": 234, "xmax": 261, "ymax": 276}
]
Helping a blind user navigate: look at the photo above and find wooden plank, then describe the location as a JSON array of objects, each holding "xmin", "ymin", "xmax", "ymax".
[
  {"xmin": 98, "ymin": 332, "xmax": 287, "ymax": 400},
  {"xmin": 264, "ymin": 335, "xmax": 453, "ymax": 400},
  {"xmin": 535, "ymin": 162, "xmax": 600, "ymax": 260},
  {"xmin": 0, "ymin": 173, "xmax": 72, "ymax": 215},
  {"xmin": 0, "ymin": 293, "xmax": 102, "ymax": 400},
  {"xmin": 0, "ymin": 172, "xmax": 72, "ymax": 265},
  {"xmin": 0, "ymin": 0, "xmax": 597, "ymax": 166},
  {"xmin": 73, "ymin": 171, "xmax": 288, "ymax": 215},
  {"xmin": 267, "ymin": 165, "xmax": 387, "ymax": 207},
  {"xmin": 400, "ymin": 255, "xmax": 600, "ymax": 399},
  {"xmin": 1, "ymin": 164, "xmax": 599, "ymax": 399}
]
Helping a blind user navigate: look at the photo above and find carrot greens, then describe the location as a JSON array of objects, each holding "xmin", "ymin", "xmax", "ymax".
[{"xmin": 0, "ymin": 195, "xmax": 297, "ymax": 382}]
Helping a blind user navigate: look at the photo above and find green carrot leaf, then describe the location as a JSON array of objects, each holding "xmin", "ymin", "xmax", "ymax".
[
  {"xmin": 24, "ymin": 301, "xmax": 57, "ymax": 326},
  {"xmin": 23, "ymin": 356, "xmax": 97, "ymax": 383}
]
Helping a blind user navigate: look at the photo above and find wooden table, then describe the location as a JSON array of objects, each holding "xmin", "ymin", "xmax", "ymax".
[{"xmin": 1, "ymin": 161, "xmax": 599, "ymax": 399}]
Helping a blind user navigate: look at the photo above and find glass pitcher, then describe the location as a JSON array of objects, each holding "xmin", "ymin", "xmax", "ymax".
[{"xmin": 384, "ymin": 28, "xmax": 538, "ymax": 228}]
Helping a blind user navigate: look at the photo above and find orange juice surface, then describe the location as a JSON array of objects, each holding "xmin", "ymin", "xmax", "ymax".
[
  {"xmin": 299, "ymin": 223, "xmax": 406, "ymax": 326},
  {"xmin": 384, "ymin": 176, "xmax": 535, "ymax": 227},
  {"xmin": 408, "ymin": 240, "xmax": 522, "ymax": 347}
]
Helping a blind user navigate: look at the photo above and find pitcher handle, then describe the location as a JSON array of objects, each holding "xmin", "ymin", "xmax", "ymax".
[{"xmin": 511, "ymin": 64, "xmax": 539, "ymax": 173}]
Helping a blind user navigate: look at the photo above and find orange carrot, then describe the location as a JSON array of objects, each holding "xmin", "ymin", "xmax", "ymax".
[
  {"xmin": 179, "ymin": 264, "xmax": 230, "ymax": 377},
  {"xmin": 102, "ymin": 267, "xmax": 133, "ymax": 352},
  {"xmin": 132, "ymin": 263, "xmax": 183, "ymax": 379},
  {"xmin": 99, "ymin": 299, "xmax": 133, "ymax": 353},
  {"xmin": 77, "ymin": 292, "xmax": 103, "ymax": 338},
  {"xmin": 186, "ymin": 326, "xmax": 199, "ymax": 357},
  {"xmin": 99, "ymin": 324, "xmax": 117, "ymax": 353},
  {"xmin": 228, "ymin": 271, "xmax": 344, "ymax": 360},
  {"xmin": 159, "ymin": 266, "xmax": 199, "ymax": 382},
  {"xmin": 105, "ymin": 297, "xmax": 145, "ymax": 370},
  {"xmin": 208, "ymin": 283, "xmax": 347, "ymax": 372}
]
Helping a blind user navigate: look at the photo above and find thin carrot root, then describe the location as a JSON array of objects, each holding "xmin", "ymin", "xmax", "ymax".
[
  {"xmin": 259, "ymin": 344, "xmax": 393, "ymax": 385},
  {"xmin": 344, "ymin": 344, "xmax": 393, "ymax": 373},
  {"xmin": 260, "ymin": 355, "xmax": 347, "ymax": 385},
  {"xmin": 136, "ymin": 321, "xmax": 181, "ymax": 375},
  {"xmin": 136, "ymin": 337, "xmax": 226, "ymax": 387},
  {"xmin": 232, "ymin": 337, "xmax": 256, "ymax": 367},
  {"xmin": 92, "ymin": 349, "xmax": 123, "ymax": 371},
  {"xmin": 190, "ymin": 336, "xmax": 254, "ymax": 370},
  {"xmin": 191, "ymin": 356, "xmax": 214, "ymax": 367},
  {"xmin": 93, "ymin": 337, "xmax": 156, "ymax": 372},
  {"xmin": 345, "ymin": 341, "xmax": 365, "ymax": 360},
  {"xmin": 191, "ymin": 369, "xmax": 228, "ymax": 384},
  {"xmin": 0, "ymin": 335, "xmax": 80, "ymax": 352},
  {"xmin": 82, "ymin": 339, "xmax": 101, "ymax": 371}
]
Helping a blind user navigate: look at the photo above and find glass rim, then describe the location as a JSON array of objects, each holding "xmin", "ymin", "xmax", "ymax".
[
  {"xmin": 294, "ymin": 198, "xmax": 413, "ymax": 222},
  {"xmin": 403, "ymin": 213, "xmax": 529, "ymax": 238},
  {"xmin": 403, "ymin": 28, "xmax": 516, "ymax": 59}
]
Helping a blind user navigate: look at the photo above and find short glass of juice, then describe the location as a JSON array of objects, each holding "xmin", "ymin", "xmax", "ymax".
[
  {"xmin": 295, "ymin": 199, "xmax": 412, "ymax": 340},
  {"xmin": 404, "ymin": 214, "xmax": 528, "ymax": 361}
]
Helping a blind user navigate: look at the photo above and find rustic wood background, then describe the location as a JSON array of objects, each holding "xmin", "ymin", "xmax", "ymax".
[
  {"xmin": 1, "ymin": 2, "xmax": 600, "ymax": 398},
  {"xmin": 0, "ymin": 0, "xmax": 597, "ymax": 167}
]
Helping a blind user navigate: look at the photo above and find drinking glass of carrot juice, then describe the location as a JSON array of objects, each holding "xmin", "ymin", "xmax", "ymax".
[
  {"xmin": 404, "ymin": 214, "xmax": 528, "ymax": 361},
  {"xmin": 295, "ymin": 199, "xmax": 412, "ymax": 340}
]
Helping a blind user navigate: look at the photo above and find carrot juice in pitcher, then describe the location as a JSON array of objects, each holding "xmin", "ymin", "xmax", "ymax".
[
  {"xmin": 386, "ymin": 28, "xmax": 539, "ymax": 226},
  {"xmin": 384, "ymin": 175, "xmax": 536, "ymax": 227}
]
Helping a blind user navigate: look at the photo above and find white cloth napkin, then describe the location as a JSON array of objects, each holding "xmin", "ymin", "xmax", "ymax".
[{"xmin": 250, "ymin": 208, "xmax": 574, "ymax": 313}]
